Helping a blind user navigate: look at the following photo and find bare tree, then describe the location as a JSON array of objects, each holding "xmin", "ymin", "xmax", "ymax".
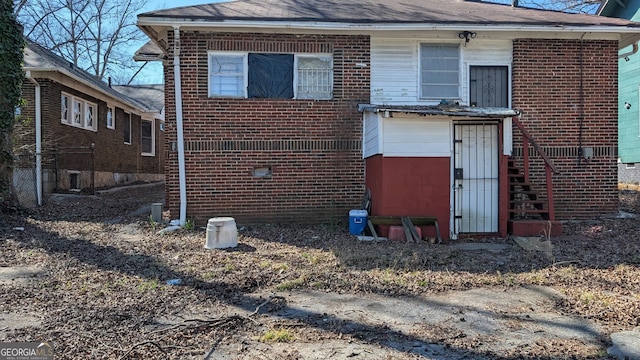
[{"xmin": 16, "ymin": 0, "xmax": 146, "ymax": 82}]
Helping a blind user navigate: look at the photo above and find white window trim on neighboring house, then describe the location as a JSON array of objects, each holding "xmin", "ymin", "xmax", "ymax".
[
  {"xmin": 61, "ymin": 92, "xmax": 97, "ymax": 131},
  {"xmin": 419, "ymin": 43, "xmax": 461, "ymax": 100},
  {"xmin": 106, "ymin": 104, "xmax": 115, "ymax": 129},
  {"xmin": 208, "ymin": 51, "xmax": 334, "ymax": 100},
  {"xmin": 141, "ymin": 118, "xmax": 155, "ymax": 157}
]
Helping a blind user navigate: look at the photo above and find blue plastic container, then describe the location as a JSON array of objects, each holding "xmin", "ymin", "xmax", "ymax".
[{"xmin": 349, "ymin": 209, "xmax": 368, "ymax": 235}]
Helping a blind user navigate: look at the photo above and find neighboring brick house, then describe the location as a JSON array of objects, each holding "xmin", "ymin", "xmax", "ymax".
[
  {"xmin": 137, "ymin": 0, "xmax": 640, "ymax": 239},
  {"xmin": 598, "ymin": 0, "xmax": 640, "ymax": 186},
  {"xmin": 15, "ymin": 39, "xmax": 165, "ymax": 207}
]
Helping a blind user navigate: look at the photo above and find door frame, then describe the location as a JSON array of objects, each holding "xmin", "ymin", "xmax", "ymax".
[{"xmin": 451, "ymin": 121, "xmax": 501, "ymax": 239}]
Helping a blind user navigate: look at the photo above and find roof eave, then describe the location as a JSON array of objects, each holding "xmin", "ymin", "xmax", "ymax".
[
  {"xmin": 139, "ymin": 18, "xmax": 640, "ymax": 49},
  {"xmin": 24, "ymin": 67, "xmax": 147, "ymax": 113},
  {"xmin": 137, "ymin": 17, "xmax": 640, "ymax": 32}
]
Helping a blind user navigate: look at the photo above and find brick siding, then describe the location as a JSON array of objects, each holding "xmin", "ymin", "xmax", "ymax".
[
  {"xmin": 163, "ymin": 32, "xmax": 370, "ymax": 225},
  {"xmin": 512, "ymin": 39, "xmax": 619, "ymax": 219},
  {"xmin": 16, "ymin": 78, "xmax": 164, "ymax": 192}
]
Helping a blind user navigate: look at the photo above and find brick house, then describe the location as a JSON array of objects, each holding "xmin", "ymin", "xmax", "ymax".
[
  {"xmin": 137, "ymin": 0, "xmax": 640, "ymax": 240},
  {"xmin": 15, "ymin": 39, "xmax": 165, "ymax": 206}
]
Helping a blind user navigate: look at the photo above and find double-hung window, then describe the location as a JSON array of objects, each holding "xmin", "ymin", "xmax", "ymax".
[
  {"xmin": 85, "ymin": 103, "xmax": 96, "ymax": 129},
  {"xmin": 141, "ymin": 119, "xmax": 155, "ymax": 156},
  {"xmin": 123, "ymin": 113, "xmax": 132, "ymax": 145},
  {"xmin": 61, "ymin": 94, "xmax": 70, "ymax": 122},
  {"xmin": 420, "ymin": 44, "xmax": 460, "ymax": 100},
  {"xmin": 61, "ymin": 92, "xmax": 97, "ymax": 131},
  {"xmin": 209, "ymin": 53, "xmax": 246, "ymax": 98},
  {"xmin": 106, "ymin": 105, "xmax": 115, "ymax": 129},
  {"xmin": 208, "ymin": 52, "xmax": 333, "ymax": 100}
]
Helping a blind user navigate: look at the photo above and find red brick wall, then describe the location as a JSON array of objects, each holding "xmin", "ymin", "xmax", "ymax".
[
  {"xmin": 512, "ymin": 39, "xmax": 619, "ymax": 219},
  {"xmin": 163, "ymin": 32, "xmax": 370, "ymax": 224}
]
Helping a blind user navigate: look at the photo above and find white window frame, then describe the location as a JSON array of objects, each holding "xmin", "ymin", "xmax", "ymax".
[
  {"xmin": 61, "ymin": 94, "xmax": 70, "ymax": 123},
  {"xmin": 85, "ymin": 102, "xmax": 96, "ymax": 129},
  {"xmin": 208, "ymin": 52, "xmax": 247, "ymax": 98},
  {"xmin": 208, "ymin": 52, "xmax": 334, "ymax": 100},
  {"xmin": 61, "ymin": 92, "xmax": 97, "ymax": 131},
  {"xmin": 124, "ymin": 112, "xmax": 132, "ymax": 145},
  {"xmin": 141, "ymin": 118, "xmax": 155, "ymax": 157},
  {"xmin": 419, "ymin": 43, "xmax": 461, "ymax": 100},
  {"xmin": 106, "ymin": 105, "xmax": 115, "ymax": 129},
  {"xmin": 72, "ymin": 99, "xmax": 83, "ymax": 125},
  {"xmin": 294, "ymin": 54, "xmax": 333, "ymax": 100}
]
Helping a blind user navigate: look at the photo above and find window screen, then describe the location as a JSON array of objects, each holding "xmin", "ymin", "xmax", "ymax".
[{"xmin": 421, "ymin": 44, "xmax": 460, "ymax": 99}]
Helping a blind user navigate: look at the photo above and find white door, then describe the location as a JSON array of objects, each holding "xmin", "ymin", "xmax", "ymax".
[{"xmin": 454, "ymin": 124, "xmax": 499, "ymax": 234}]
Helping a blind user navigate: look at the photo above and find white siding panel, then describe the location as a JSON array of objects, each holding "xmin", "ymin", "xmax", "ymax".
[
  {"xmin": 371, "ymin": 38, "xmax": 418, "ymax": 104},
  {"xmin": 363, "ymin": 111, "xmax": 381, "ymax": 158},
  {"xmin": 462, "ymin": 40, "xmax": 512, "ymax": 106},
  {"xmin": 371, "ymin": 36, "xmax": 513, "ymax": 106},
  {"xmin": 383, "ymin": 115, "xmax": 450, "ymax": 157}
]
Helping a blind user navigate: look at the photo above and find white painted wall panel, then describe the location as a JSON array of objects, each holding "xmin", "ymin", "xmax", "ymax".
[
  {"xmin": 382, "ymin": 114, "xmax": 450, "ymax": 157},
  {"xmin": 371, "ymin": 38, "xmax": 418, "ymax": 104},
  {"xmin": 363, "ymin": 111, "xmax": 381, "ymax": 158},
  {"xmin": 371, "ymin": 36, "xmax": 512, "ymax": 106},
  {"xmin": 462, "ymin": 40, "xmax": 513, "ymax": 106}
]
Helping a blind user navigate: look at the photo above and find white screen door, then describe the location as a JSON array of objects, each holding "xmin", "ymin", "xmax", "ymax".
[{"xmin": 454, "ymin": 124, "xmax": 499, "ymax": 234}]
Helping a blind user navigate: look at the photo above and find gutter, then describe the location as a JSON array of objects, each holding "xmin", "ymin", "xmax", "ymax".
[
  {"xmin": 173, "ymin": 26, "xmax": 187, "ymax": 226},
  {"xmin": 137, "ymin": 18, "xmax": 640, "ymax": 34},
  {"xmin": 25, "ymin": 71, "xmax": 42, "ymax": 206}
]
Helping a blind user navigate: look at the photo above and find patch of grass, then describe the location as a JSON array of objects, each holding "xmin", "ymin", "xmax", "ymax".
[
  {"xmin": 496, "ymin": 271, "xmax": 516, "ymax": 286},
  {"xmin": 301, "ymin": 252, "xmax": 324, "ymax": 265},
  {"xmin": 523, "ymin": 272, "xmax": 546, "ymax": 285},
  {"xmin": 580, "ymin": 292, "xmax": 596, "ymax": 305},
  {"xmin": 276, "ymin": 275, "xmax": 307, "ymax": 291},
  {"xmin": 202, "ymin": 272, "xmax": 216, "ymax": 280},
  {"xmin": 148, "ymin": 214, "xmax": 158, "ymax": 230},
  {"xmin": 184, "ymin": 219, "xmax": 195, "ymax": 230},
  {"xmin": 258, "ymin": 260, "xmax": 271, "ymax": 269},
  {"xmin": 260, "ymin": 328, "xmax": 294, "ymax": 343},
  {"xmin": 272, "ymin": 263, "xmax": 290, "ymax": 272},
  {"xmin": 137, "ymin": 278, "xmax": 160, "ymax": 293}
]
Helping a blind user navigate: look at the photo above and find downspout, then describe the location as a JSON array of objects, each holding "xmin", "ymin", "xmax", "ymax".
[
  {"xmin": 578, "ymin": 33, "xmax": 585, "ymax": 166},
  {"xmin": 25, "ymin": 71, "xmax": 42, "ymax": 206},
  {"xmin": 619, "ymin": 42, "xmax": 639, "ymax": 60},
  {"xmin": 173, "ymin": 26, "xmax": 187, "ymax": 226}
]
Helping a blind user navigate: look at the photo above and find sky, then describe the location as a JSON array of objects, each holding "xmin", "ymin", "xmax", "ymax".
[{"xmin": 130, "ymin": 0, "xmax": 219, "ymax": 84}]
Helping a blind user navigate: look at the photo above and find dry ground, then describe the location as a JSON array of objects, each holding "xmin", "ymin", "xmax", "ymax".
[{"xmin": 1, "ymin": 184, "xmax": 639, "ymax": 359}]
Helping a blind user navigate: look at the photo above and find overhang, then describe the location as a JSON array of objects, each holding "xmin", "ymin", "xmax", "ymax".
[{"xmin": 358, "ymin": 104, "xmax": 520, "ymax": 119}]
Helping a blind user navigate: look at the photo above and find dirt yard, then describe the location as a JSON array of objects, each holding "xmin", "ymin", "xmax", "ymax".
[{"xmin": 1, "ymin": 184, "xmax": 639, "ymax": 359}]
